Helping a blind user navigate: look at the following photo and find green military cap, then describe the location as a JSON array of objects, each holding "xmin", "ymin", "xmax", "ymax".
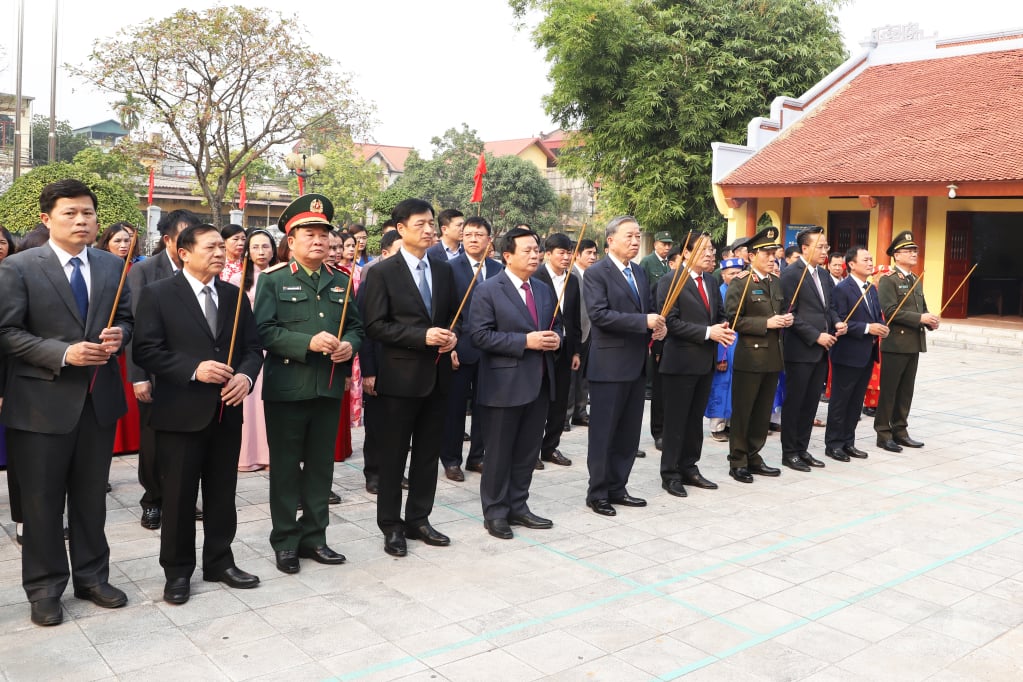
[
  {"xmin": 278, "ymin": 193, "xmax": 334, "ymax": 234},
  {"xmin": 746, "ymin": 226, "xmax": 781, "ymax": 252},
  {"xmin": 654, "ymin": 231, "xmax": 673, "ymax": 244},
  {"xmin": 886, "ymin": 230, "xmax": 918, "ymax": 256}
]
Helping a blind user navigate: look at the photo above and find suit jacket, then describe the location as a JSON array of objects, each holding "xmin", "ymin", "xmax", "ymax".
[
  {"xmin": 469, "ymin": 271, "xmax": 559, "ymax": 407},
  {"xmin": 656, "ymin": 270, "xmax": 724, "ymax": 375},
  {"xmin": 361, "ymin": 251, "xmax": 457, "ymax": 398},
  {"xmin": 133, "ymin": 274, "xmax": 263, "ymax": 431},
  {"xmin": 725, "ymin": 271, "xmax": 785, "ymax": 374},
  {"xmin": 780, "ymin": 259, "xmax": 840, "ymax": 364},
  {"xmin": 0, "ymin": 245, "xmax": 132, "ymax": 433},
  {"xmin": 639, "ymin": 252, "xmax": 670, "ymax": 292},
  {"xmin": 583, "ymin": 257, "xmax": 653, "ymax": 383},
  {"xmin": 125, "ymin": 250, "xmax": 176, "ymax": 383},
  {"xmin": 450, "ymin": 253, "xmax": 504, "ymax": 365},
  {"xmin": 534, "ymin": 264, "xmax": 582, "ymax": 359},
  {"xmin": 877, "ymin": 269, "xmax": 929, "ymax": 354},
  {"xmin": 830, "ymin": 277, "xmax": 882, "ymax": 369},
  {"xmin": 426, "ymin": 242, "xmax": 462, "ymax": 262}
]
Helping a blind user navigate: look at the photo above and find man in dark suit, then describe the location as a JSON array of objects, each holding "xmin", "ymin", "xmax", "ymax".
[
  {"xmin": 426, "ymin": 208, "xmax": 465, "ymax": 261},
  {"xmin": 440, "ymin": 217, "xmax": 503, "ymax": 481},
  {"xmin": 583, "ymin": 216, "xmax": 666, "ymax": 516},
  {"xmin": 826, "ymin": 246, "xmax": 889, "ymax": 460},
  {"xmin": 779, "ymin": 226, "xmax": 847, "ymax": 471},
  {"xmin": 126, "ymin": 208, "xmax": 200, "ymax": 529},
  {"xmin": 874, "ymin": 231, "xmax": 939, "ymax": 452},
  {"xmin": 656, "ymin": 232, "xmax": 735, "ymax": 498},
  {"xmin": 361, "ymin": 198, "xmax": 458, "ymax": 557},
  {"xmin": 469, "ymin": 227, "xmax": 560, "ymax": 539},
  {"xmin": 566, "ymin": 238, "xmax": 597, "ymax": 428},
  {"xmin": 133, "ymin": 224, "xmax": 263, "ymax": 604},
  {"xmin": 534, "ymin": 233, "xmax": 581, "ymax": 468},
  {"xmin": 0, "ymin": 179, "xmax": 133, "ymax": 626}
]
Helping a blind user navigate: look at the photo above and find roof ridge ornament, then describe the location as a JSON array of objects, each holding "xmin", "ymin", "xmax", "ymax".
[{"xmin": 871, "ymin": 23, "xmax": 926, "ymax": 44}]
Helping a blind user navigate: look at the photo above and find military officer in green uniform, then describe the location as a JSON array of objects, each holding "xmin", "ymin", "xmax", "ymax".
[
  {"xmin": 724, "ymin": 227, "xmax": 793, "ymax": 483},
  {"xmin": 253, "ymin": 194, "xmax": 363, "ymax": 574},
  {"xmin": 639, "ymin": 231, "xmax": 673, "ymax": 291},
  {"xmin": 874, "ymin": 231, "xmax": 939, "ymax": 452}
]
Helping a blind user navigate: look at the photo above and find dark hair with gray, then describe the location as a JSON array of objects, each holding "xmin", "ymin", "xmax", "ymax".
[
  {"xmin": 39, "ymin": 179, "xmax": 97, "ymax": 214},
  {"xmin": 392, "ymin": 198, "xmax": 435, "ymax": 225},
  {"xmin": 605, "ymin": 215, "xmax": 638, "ymax": 240},
  {"xmin": 845, "ymin": 245, "xmax": 869, "ymax": 266},
  {"xmin": 176, "ymin": 224, "xmax": 221, "ymax": 253}
]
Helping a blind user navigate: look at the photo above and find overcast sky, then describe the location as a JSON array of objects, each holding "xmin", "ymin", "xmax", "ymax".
[{"xmin": 2, "ymin": 0, "xmax": 1021, "ymax": 155}]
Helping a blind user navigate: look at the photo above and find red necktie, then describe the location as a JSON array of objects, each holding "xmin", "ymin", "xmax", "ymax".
[
  {"xmin": 522, "ymin": 282, "xmax": 538, "ymax": 328},
  {"xmin": 696, "ymin": 274, "xmax": 710, "ymax": 312}
]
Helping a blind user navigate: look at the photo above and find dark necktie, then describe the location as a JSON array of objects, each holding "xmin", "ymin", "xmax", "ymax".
[
  {"xmin": 201, "ymin": 285, "xmax": 218, "ymax": 334},
  {"xmin": 696, "ymin": 274, "xmax": 710, "ymax": 312},
  {"xmin": 417, "ymin": 260, "xmax": 432, "ymax": 314},
  {"xmin": 862, "ymin": 282, "xmax": 872, "ymax": 317},
  {"xmin": 623, "ymin": 266, "xmax": 641, "ymax": 307},
  {"xmin": 69, "ymin": 256, "xmax": 89, "ymax": 321},
  {"xmin": 522, "ymin": 281, "xmax": 538, "ymax": 328}
]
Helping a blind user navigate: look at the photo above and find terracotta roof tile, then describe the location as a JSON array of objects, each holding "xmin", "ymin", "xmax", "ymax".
[
  {"xmin": 721, "ymin": 49, "xmax": 1023, "ymax": 187},
  {"xmin": 356, "ymin": 144, "xmax": 413, "ymax": 172}
]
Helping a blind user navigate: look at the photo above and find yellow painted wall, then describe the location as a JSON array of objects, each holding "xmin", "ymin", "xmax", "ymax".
[{"xmin": 516, "ymin": 145, "xmax": 550, "ymax": 172}]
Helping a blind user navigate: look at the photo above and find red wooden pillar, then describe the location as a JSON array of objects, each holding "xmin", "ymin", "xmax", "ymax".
[
  {"xmin": 877, "ymin": 197, "xmax": 894, "ymax": 264},
  {"xmin": 781, "ymin": 197, "xmax": 791, "ymax": 232},
  {"xmin": 745, "ymin": 198, "xmax": 758, "ymax": 238},
  {"xmin": 911, "ymin": 196, "xmax": 927, "ymax": 276}
]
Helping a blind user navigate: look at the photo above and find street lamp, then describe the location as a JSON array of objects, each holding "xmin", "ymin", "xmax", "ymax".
[{"xmin": 285, "ymin": 151, "xmax": 327, "ymax": 195}]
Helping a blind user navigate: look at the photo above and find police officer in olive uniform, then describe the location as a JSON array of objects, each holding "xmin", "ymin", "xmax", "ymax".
[
  {"xmin": 253, "ymin": 194, "xmax": 364, "ymax": 574},
  {"xmin": 640, "ymin": 231, "xmax": 673, "ymax": 447},
  {"xmin": 724, "ymin": 227, "xmax": 793, "ymax": 483},
  {"xmin": 874, "ymin": 231, "xmax": 939, "ymax": 452}
]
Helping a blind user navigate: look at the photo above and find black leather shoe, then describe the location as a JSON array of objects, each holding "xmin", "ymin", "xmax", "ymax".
[
  {"xmin": 534, "ymin": 459, "xmax": 545, "ymax": 470},
  {"xmin": 609, "ymin": 494, "xmax": 646, "ymax": 507},
  {"xmin": 195, "ymin": 507, "xmax": 204, "ymax": 521},
  {"xmin": 782, "ymin": 456, "xmax": 810, "ymax": 472},
  {"xmin": 862, "ymin": 407, "xmax": 876, "ymax": 417},
  {"xmin": 654, "ymin": 437, "xmax": 663, "ymax": 451},
  {"xmin": 877, "ymin": 438, "xmax": 903, "ymax": 453},
  {"xmin": 465, "ymin": 462, "xmax": 483, "ymax": 474},
  {"xmin": 801, "ymin": 452, "xmax": 826, "ymax": 467},
  {"xmin": 508, "ymin": 511, "xmax": 553, "ymax": 529},
  {"xmin": 635, "ymin": 450, "xmax": 646, "ymax": 458},
  {"xmin": 662, "ymin": 480, "xmax": 687, "ymax": 498},
  {"xmin": 541, "ymin": 449, "xmax": 572, "ymax": 466},
  {"xmin": 298, "ymin": 545, "xmax": 347, "ymax": 564},
  {"xmin": 365, "ymin": 476, "xmax": 379, "ymax": 494},
  {"xmin": 587, "ymin": 499, "xmax": 616, "ymax": 516},
  {"xmin": 571, "ymin": 416, "xmax": 590, "ymax": 427},
  {"xmin": 729, "ymin": 467, "xmax": 754, "ymax": 483},
  {"xmin": 895, "ymin": 435, "xmax": 924, "ymax": 448},
  {"xmin": 748, "ymin": 463, "xmax": 781, "ymax": 477},
  {"xmin": 825, "ymin": 447, "xmax": 850, "ymax": 462},
  {"xmin": 444, "ymin": 465, "xmax": 465, "ymax": 482},
  {"xmin": 769, "ymin": 422, "xmax": 782, "ymax": 433},
  {"xmin": 682, "ymin": 472, "xmax": 719, "ymax": 490},
  {"xmin": 30, "ymin": 597, "xmax": 63, "ymax": 626},
  {"xmin": 844, "ymin": 445, "xmax": 869, "ymax": 459},
  {"xmin": 384, "ymin": 531, "xmax": 407, "ymax": 557},
  {"xmin": 328, "ymin": 491, "xmax": 342, "ymax": 505},
  {"xmin": 105, "ymin": 481, "xmax": 112, "ymax": 493},
  {"xmin": 275, "ymin": 549, "xmax": 300, "ymax": 574},
  {"xmin": 73, "ymin": 583, "xmax": 127, "ymax": 609},
  {"xmin": 563, "ymin": 420, "xmax": 572, "ymax": 432},
  {"xmin": 710, "ymin": 430, "xmax": 729, "ymax": 442},
  {"xmin": 163, "ymin": 578, "xmax": 190, "ymax": 604},
  {"xmin": 405, "ymin": 523, "xmax": 450, "ymax": 546},
  {"xmin": 140, "ymin": 506, "xmax": 162, "ymax": 530},
  {"xmin": 204, "ymin": 566, "xmax": 260, "ymax": 588},
  {"xmin": 484, "ymin": 519, "xmax": 513, "ymax": 539}
]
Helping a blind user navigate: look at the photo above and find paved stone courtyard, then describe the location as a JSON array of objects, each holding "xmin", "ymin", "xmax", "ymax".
[{"xmin": 2, "ymin": 343, "xmax": 1022, "ymax": 681}]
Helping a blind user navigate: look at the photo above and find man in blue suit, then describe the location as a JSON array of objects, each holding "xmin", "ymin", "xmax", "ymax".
[
  {"xmin": 583, "ymin": 216, "xmax": 666, "ymax": 516},
  {"xmin": 825, "ymin": 246, "xmax": 889, "ymax": 460},
  {"xmin": 469, "ymin": 227, "xmax": 561, "ymax": 539},
  {"xmin": 440, "ymin": 217, "xmax": 503, "ymax": 481}
]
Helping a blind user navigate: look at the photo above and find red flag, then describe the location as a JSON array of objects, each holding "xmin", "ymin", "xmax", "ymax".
[
  {"xmin": 470, "ymin": 152, "xmax": 487, "ymax": 204},
  {"xmin": 147, "ymin": 167, "xmax": 155, "ymax": 205},
  {"xmin": 238, "ymin": 175, "xmax": 247, "ymax": 210},
  {"xmin": 297, "ymin": 175, "xmax": 305, "ymax": 197}
]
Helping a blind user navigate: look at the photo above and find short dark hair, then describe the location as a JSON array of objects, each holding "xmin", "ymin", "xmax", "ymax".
[
  {"xmin": 796, "ymin": 227, "xmax": 825, "ymax": 248},
  {"xmin": 829, "ymin": 252, "xmax": 845, "ymax": 264},
  {"xmin": 380, "ymin": 230, "xmax": 402, "ymax": 252},
  {"xmin": 579, "ymin": 238, "xmax": 597, "ymax": 251},
  {"xmin": 221, "ymin": 223, "xmax": 245, "ymax": 241},
  {"xmin": 544, "ymin": 233, "xmax": 572, "ymax": 252},
  {"xmin": 243, "ymin": 229, "xmax": 279, "ymax": 291},
  {"xmin": 393, "ymin": 198, "xmax": 435, "ymax": 225},
  {"xmin": 176, "ymin": 224, "xmax": 221, "ymax": 252},
  {"xmin": 501, "ymin": 227, "xmax": 540, "ymax": 256},
  {"xmin": 462, "ymin": 216, "xmax": 492, "ymax": 235},
  {"xmin": 380, "ymin": 218, "xmax": 398, "ymax": 233},
  {"xmin": 845, "ymin": 245, "xmax": 868, "ymax": 266},
  {"xmin": 39, "ymin": 179, "xmax": 97, "ymax": 215},
  {"xmin": 0, "ymin": 225, "xmax": 17, "ymax": 258},
  {"xmin": 96, "ymin": 222, "xmax": 139, "ymax": 259},
  {"xmin": 437, "ymin": 209, "xmax": 464, "ymax": 227},
  {"xmin": 347, "ymin": 223, "xmax": 367, "ymax": 235},
  {"xmin": 785, "ymin": 245, "xmax": 800, "ymax": 258},
  {"xmin": 157, "ymin": 209, "xmax": 200, "ymax": 238}
]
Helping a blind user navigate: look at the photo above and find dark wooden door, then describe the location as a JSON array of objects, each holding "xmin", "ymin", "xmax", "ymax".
[
  {"xmin": 942, "ymin": 212, "xmax": 972, "ymax": 319},
  {"xmin": 827, "ymin": 211, "xmax": 870, "ymax": 256}
]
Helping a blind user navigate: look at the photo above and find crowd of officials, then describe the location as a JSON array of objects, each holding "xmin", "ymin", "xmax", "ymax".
[{"xmin": 0, "ymin": 179, "xmax": 937, "ymax": 626}]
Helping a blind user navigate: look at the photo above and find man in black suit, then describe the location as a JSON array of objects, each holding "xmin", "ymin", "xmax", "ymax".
[
  {"xmin": 126, "ymin": 208, "xmax": 201, "ymax": 530},
  {"xmin": 825, "ymin": 246, "xmax": 888, "ymax": 460},
  {"xmin": 440, "ymin": 217, "xmax": 503, "ymax": 482},
  {"xmin": 426, "ymin": 208, "xmax": 465, "ymax": 261},
  {"xmin": 779, "ymin": 226, "xmax": 846, "ymax": 471},
  {"xmin": 0, "ymin": 179, "xmax": 133, "ymax": 626},
  {"xmin": 583, "ymin": 216, "xmax": 666, "ymax": 516},
  {"xmin": 469, "ymin": 227, "xmax": 560, "ymax": 539},
  {"xmin": 534, "ymin": 233, "xmax": 581, "ymax": 468},
  {"xmin": 133, "ymin": 224, "xmax": 263, "ymax": 604},
  {"xmin": 655, "ymin": 232, "xmax": 735, "ymax": 498},
  {"xmin": 361, "ymin": 198, "xmax": 458, "ymax": 557}
]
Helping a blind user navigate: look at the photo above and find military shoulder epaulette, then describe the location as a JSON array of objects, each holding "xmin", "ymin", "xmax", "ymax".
[
  {"xmin": 323, "ymin": 262, "xmax": 334, "ymax": 276},
  {"xmin": 263, "ymin": 262, "xmax": 289, "ymax": 274}
]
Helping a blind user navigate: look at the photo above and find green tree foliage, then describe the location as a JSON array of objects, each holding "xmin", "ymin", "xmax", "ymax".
[
  {"xmin": 30, "ymin": 115, "xmax": 90, "ymax": 165},
  {"xmin": 69, "ymin": 5, "xmax": 370, "ymax": 226},
  {"xmin": 288, "ymin": 140, "xmax": 383, "ymax": 226},
  {"xmin": 72, "ymin": 146, "xmax": 145, "ymax": 196},
  {"xmin": 511, "ymin": 0, "xmax": 847, "ymax": 235},
  {"xmin": 0, "ymin": 163, "xmax": 145, "ymax": 235}
]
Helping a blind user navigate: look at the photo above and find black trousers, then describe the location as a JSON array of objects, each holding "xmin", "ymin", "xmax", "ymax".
[
  {"xmin": 728, "ymin": 370, "xmax": 779, "ymax": 468},
  {"xmin": 156, "ymin": 411, "xmax": 240, "ymax": 580},
  {"xmin": 362, "ymin": 393, "xmax": 379, "ymax": 480},
  {"xmin": 660, "ymin": 372, "xmax": 713, "ymax": 481},
  {"xmin": 137, "ymin": 402, "xmax": 161, "ymax": 509},
  {"xmin": 825, "ymin": 361, "xmax": 874, "ymax": 449},
  {"xmin": 374, "ymin": 389, "xmax": 445, "ymax": 534},
  {"xmin": 8, "ymin": 397, "xmax": 113, "ymax": 602},
  {"xmin": 541, "ymin": 353, "xmax": 572, "ymax": 457},
  {"xmin": 439, "ymin": 362, "xmax": 484, "ymax": 468},
  {"xmin": 566, "ymin": 363, "xmax": 589, "ymax": 421},
  {"xmin": 874, "ymin": 352, "xmax": 919, "ymax": 441},
  {"xmin": 781, "ymin": 358, "xmax": 829, "ymax": 457},
  {"xmin": 649, "ymin": 351, "xmax": 664, "ymax": 439},
  {"xmin": 586, "ymin": 376, "xmax": 645, "ymax": 502},
  {"xmin": 6, "ymin": 449, "xmax": 23, "ymax": 523}
]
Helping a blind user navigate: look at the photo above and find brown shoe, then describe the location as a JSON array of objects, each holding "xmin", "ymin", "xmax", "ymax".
[
  {"xmin": 540, "ymin": 449, "xmax": 572, "ymax": 466},
  {"xmin": 444, "ymin": 465, "xmax": 465, "ymax": 482}
]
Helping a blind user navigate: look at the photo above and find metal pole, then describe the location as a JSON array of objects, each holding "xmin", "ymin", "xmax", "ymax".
[
  {"xmin": 13, "ymin": 0, "xmax": 26, "ymax": 179},
  {"xmin": 48, "ymin": 0, "xmax": 59, "ymax": 163}
]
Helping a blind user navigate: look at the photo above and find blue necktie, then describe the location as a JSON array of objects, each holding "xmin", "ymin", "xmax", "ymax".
[
  {"xmin": 623, "ymin": 265, "xmax": 641, "ymax": 307},
  {"xmin": 416, "ymin": 260, "xmax": 432, "ymax": 315},
  {"xmin": 69, "ymin": 256, "xmax": 89, "ymax": 321}
]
